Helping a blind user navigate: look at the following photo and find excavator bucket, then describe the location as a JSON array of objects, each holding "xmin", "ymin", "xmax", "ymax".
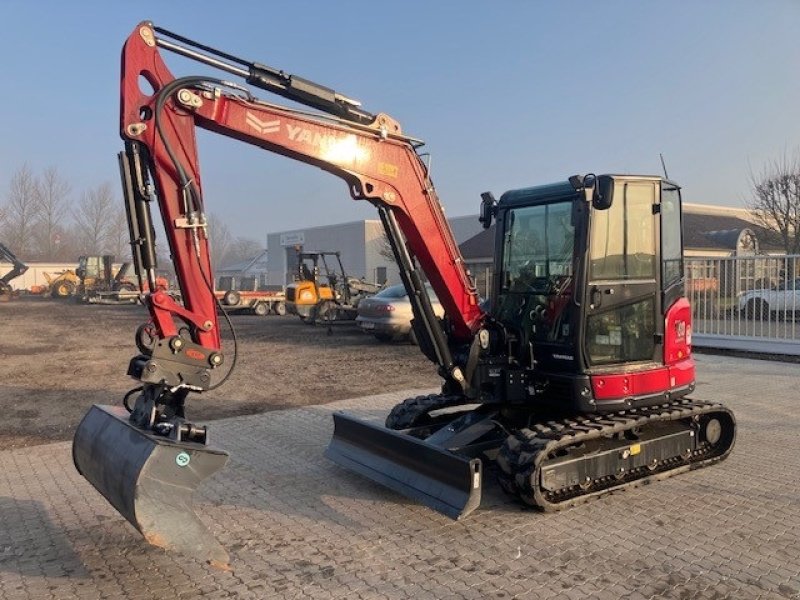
[
  {"xmin": 325, "ymin": 412, "xmax": 482, "ymax": 520},
  {"xmin": 72, "ymin": 405, "xmax": 230, "ymax": 567}
]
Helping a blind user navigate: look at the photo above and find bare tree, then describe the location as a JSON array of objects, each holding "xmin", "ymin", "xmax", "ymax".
[
  {"xmin": 207, "ymin": 213, "xmax": 233, "ymax": 270},
  {"xmin": 106, "ymin": 205, "xmax": 131, "ymax": 260},
  {"xmin": 227, "ymin": 236, "xmax": 264, "ymax": 266},
  {"xmin": 33, "ymin": 166, "xmax": 71, "ymax": 260},
  {"xmin": 748, "ymin": 152, "xmax": 800, "ymax": 255},
  {"xmin": 73, "ymin": 183, "xmax": 116, "ymax": 254},
  {"xmin": 57, "ymin": 223, "xmax": 85, "ymax": 262},
  {"xmin": 2, "ymin": 165, "xmax": 41, "ymax": 257},
  {"xmin": 378, "ymin": 233, "xmax": 397, "ymax": 262}
]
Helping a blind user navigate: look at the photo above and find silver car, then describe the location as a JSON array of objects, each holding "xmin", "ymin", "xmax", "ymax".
[{"xmin": 356, "ymin": 283, "xmax": 444, "ymax": 342}]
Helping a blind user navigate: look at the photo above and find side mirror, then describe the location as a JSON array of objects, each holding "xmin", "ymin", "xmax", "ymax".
[
  {"xmin": 569, "ymin": 174, "xmax": 615, "ymax": 210},
  {"xmin": 593, "ymin": 175, "xmax": 614, "ymax": 210},
  {"xmin": 479, "ymin": 192, "xmax": 497, "ymax": 229}
]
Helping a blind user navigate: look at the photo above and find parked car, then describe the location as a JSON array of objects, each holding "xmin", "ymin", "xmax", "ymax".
[
  {"xmin": 738, "ymin": 277, "xmax": 800, "ymax": 320},
  {"xmin": 356, "ymin": 283, "xmax": 444, "ymax": 342}
]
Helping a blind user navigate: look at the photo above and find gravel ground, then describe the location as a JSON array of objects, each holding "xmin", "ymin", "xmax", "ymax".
[{"xmin": 0, "ymin": 296, "xmax": 439, "ymax": 449}]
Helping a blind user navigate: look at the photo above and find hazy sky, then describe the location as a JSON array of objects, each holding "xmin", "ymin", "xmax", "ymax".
[{"xmin": 1, "ymin": 1, "xmax": 798, "ymax": 243}]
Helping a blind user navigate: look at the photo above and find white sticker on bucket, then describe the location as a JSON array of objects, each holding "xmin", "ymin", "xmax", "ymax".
[{"xmin": 176, "ymin": 451, "xmax": 191, "ymax": 467}]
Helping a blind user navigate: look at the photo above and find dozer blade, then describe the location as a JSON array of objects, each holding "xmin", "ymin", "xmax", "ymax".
[
  {"xmin": 72, "ymin": 405, "xmax": 230, "ymax": 567},
  {"xmin": 325, "ymin": 412, "xmax": 482, "ymax": 520}
]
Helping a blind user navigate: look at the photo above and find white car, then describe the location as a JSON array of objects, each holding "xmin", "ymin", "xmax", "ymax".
[{"xmin": 738, "ymin": 278, "xmax": 800, "ymax": 320}]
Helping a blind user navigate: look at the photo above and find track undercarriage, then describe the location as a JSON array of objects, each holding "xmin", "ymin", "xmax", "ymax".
[{"xmin": 327, "ymin": 393, "xmax": 736, "ymax": 518}]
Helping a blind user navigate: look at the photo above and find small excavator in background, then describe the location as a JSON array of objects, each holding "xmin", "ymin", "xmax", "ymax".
[
  {"xmin": 72, "ymin": 22, "xmax": 736, "ymax": 567},
  {"xmin": 286, "ymin": 250, "xmax": 383, "ymax": 323},
  {"xmin": 0, "ymin": 243, "xmax": 29, "ymax": 300}
]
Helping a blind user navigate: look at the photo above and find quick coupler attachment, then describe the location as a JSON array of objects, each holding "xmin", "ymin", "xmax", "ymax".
[
  {"xmin": 325, "ymin": 412, "xmax": 482, "ymax": 520},
  {"xmin": 72, "ymin": 405, "xmax": 230, "ymax": 567}
]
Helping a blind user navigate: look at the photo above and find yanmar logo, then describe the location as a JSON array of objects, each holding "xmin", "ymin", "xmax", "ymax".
[
  {"xmin": 286, "ymin": 124, "xmax": 353, "ymax": 149},
  {"xmin": 245, "ymin": 112, "xmax": 281, "ymax": 134},
  {"xmin": 244, "ymin": 112, "xmax": 366, "ymax": 162}
]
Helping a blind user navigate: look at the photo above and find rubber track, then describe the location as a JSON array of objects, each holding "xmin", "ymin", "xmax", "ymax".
[
  {"xmin": 496, "ymin": 398, "xmax": 736, "ymax": 512},
  {"xmin": 384, "ymin": 394, "xmax": 467, "ymax": 430}
]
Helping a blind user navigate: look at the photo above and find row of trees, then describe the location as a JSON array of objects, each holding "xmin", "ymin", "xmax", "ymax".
[
  {"xmin": 206, "ymin": 216, "xmax": 265, "ymax": 271},
  {"xmin": 3, "ymin": 152, "xmax": 797, "ymax": 269},
  {"xmin": 0, "ymin": 165, "xmax": 262, "ymax": 270},
  {"xmin": 0, "ymin": 166, "xmax": 128, "ymax": 262}
]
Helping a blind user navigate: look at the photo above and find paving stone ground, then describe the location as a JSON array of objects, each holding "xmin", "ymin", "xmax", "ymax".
[{"xmin": 1, "ymin": 354, "xmax": 799, "ymax": 599}]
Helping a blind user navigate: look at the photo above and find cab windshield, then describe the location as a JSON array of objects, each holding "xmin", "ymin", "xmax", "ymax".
[
  {"xmin": 496, "ymin": 200, "xmax": 575, "ymax": 343},
  {"xmin": 501, "ymin": 201, "xmax": 574, "ymax": 294}
]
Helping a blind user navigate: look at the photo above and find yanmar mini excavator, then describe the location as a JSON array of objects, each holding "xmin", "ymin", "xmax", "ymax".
[{"xmin": 73, "ymin": 22, "xmax": 736, "ymax": 566}]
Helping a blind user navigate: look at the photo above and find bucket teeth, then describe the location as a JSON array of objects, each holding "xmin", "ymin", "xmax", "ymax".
[{"xmin": 73, "ymin": 404, "xmax": 230, "ymax": 566}]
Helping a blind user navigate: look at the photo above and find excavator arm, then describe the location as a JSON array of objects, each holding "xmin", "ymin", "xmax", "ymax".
[
  {"xmin": 74, "ymin": 21, "xmax": 484, "ymax": 566},
  {"xmin": 121, "ymin": 22, "xmax": 481, "ymax": 353}
]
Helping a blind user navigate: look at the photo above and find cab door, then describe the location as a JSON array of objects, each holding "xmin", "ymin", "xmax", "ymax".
[{"xmin": 582, "ymin": 180, "xmax": 661, "ymax": 369}]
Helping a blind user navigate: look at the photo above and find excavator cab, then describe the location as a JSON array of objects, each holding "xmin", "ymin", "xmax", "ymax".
[
  {"xmin": 75, "ymin": 255, "xmax": 103, "ymax": 282},
  {"xmin": 76, "ymin": 255, "xmax": 115, "ymax": 288},
  {"xmin": 487, "ymin": 175, "xmax": 693, "ymax": 412}
]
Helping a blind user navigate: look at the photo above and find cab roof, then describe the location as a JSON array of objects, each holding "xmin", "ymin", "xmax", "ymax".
[{"xmin": 497, "ymin": 175, "xmax": 674, "ymax": 209}]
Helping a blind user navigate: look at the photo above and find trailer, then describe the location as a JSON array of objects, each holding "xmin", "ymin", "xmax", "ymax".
[{"xmin": 215, "ymin": 288, "xmax": 286, "ymax": 316}]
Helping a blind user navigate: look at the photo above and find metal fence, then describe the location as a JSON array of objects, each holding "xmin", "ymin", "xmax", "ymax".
[
  {"xmin": 685, "ymin": 255, "xmax": 800, "ymax": 355},
  {"xmin": 470, "ymin": 256, "xmax": 800, "ymax": 355}
]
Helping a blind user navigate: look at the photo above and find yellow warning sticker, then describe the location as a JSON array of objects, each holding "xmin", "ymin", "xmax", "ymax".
[
  {"xmin": 629, "ymin": 443, "xmax": 641, "ymax": 456},
  {"xmin": 379, "ymin": 162, "xmax": 399, "ymax": 178}
]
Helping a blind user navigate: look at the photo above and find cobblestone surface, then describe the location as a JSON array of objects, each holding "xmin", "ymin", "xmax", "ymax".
[{"xmin": 1, "ymin": 354, "xmax": 799, "ymax": 599}]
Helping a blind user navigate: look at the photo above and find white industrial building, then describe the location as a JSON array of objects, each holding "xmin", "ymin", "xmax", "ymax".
[{"xmin": 263, "ymin": 215, "xmax": 484, "ymax": 287}]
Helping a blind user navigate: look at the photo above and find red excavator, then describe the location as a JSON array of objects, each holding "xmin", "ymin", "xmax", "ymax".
[{"xmin": 73, "ymin": 22, "xmax": 736, "ymax": 567}]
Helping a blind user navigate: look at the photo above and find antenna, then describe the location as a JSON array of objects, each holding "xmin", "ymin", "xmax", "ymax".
[{"xmin": 659, "ymin": 153, "xmax": 670, "ymax": 179}]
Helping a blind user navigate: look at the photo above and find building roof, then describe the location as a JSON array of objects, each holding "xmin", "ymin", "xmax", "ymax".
[
  {"xmin": 682, "ymin": 213, "xmax": 782, "ymax": 251},
  {"xmin": 459, "ymin": 225, "xmax": 495, "ymax": 260}
]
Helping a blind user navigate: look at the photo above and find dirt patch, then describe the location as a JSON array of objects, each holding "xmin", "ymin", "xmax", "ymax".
[{"xmin": 0, "ymin": 297, "xmax": 439, "ymax": 449}]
